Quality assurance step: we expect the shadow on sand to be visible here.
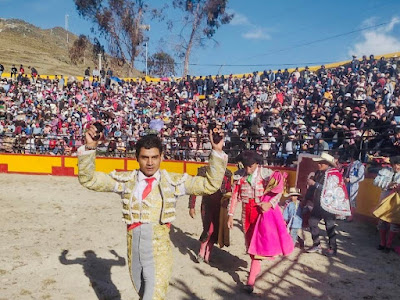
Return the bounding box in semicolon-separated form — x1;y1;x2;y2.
59;249;125;300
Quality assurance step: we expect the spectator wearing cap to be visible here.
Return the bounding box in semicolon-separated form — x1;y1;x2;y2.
283;187;304;246
116;137;126;157
285;133;297;166
107;137;117;156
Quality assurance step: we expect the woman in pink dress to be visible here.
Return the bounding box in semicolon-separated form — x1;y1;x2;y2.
227;151;294;293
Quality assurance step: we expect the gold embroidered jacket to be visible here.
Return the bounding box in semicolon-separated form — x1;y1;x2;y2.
78;151;227;225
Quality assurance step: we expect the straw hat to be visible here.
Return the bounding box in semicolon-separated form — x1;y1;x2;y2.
284;187;301;197
312;152;336;167
297;119;305;125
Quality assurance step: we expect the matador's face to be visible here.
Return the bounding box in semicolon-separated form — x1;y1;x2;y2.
245;163;258;176
137;147;163;177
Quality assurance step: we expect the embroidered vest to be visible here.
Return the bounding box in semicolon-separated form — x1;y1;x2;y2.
114;169;185;225
237;176;266;203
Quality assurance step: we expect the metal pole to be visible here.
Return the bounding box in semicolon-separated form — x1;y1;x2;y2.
145;42;148;76
65;14;69;44
98;53;102;70
138;24;150;76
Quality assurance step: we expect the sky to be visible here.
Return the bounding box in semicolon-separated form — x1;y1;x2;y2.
1;0;400;76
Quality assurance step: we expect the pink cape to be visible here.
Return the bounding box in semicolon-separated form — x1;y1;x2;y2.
248;171;294;257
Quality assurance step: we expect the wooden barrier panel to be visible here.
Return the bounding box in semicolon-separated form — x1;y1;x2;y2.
0;153;62;174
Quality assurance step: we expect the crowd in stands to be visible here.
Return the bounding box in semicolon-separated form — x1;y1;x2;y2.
0;54;400;167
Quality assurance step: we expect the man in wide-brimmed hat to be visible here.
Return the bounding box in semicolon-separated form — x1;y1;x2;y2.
306;152;350;257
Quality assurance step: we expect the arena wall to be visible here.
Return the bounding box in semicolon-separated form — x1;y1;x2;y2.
0;153;380;218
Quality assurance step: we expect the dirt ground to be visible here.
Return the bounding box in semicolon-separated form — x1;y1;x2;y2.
1;173;400;300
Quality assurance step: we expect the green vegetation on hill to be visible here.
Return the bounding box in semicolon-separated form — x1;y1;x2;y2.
0;18;142;78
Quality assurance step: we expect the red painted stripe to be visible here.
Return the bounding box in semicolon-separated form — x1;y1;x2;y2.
52;166;75;176
0;164;9;173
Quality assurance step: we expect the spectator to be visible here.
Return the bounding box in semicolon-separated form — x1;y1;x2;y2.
92;67;100;78
10;64;17;79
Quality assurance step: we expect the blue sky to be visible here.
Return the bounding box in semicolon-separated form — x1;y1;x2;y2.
1;0;400;76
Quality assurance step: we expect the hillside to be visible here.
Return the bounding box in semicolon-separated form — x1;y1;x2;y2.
0;18;142;78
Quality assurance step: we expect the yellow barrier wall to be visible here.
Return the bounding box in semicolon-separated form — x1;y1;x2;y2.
0;154;61;174
64;157;78;174
160;161;184;174
95;158;125;173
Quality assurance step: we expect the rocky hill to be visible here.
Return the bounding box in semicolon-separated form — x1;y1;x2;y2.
0;18;142;78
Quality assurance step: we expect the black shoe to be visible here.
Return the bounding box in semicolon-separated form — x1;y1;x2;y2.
307;245;322;254
323;248;337;257
377;244;386;251
243;285;254;294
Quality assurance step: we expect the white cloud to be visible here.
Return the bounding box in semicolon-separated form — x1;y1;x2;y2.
349;16;400;57
385;16;400;31
242;27;270;40
230;12;250;26
228;9;272;40
360;16;378;27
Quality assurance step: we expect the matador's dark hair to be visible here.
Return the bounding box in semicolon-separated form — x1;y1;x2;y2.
236;150;263;167
135;134;163;156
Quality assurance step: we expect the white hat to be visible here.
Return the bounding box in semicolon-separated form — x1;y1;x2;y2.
297;119;305;125
312;152;336;167
284;187;301;197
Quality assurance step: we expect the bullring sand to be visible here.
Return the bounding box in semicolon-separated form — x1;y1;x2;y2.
0;173;399;300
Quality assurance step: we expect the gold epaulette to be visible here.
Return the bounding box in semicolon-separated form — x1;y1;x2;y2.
110;170;137;182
